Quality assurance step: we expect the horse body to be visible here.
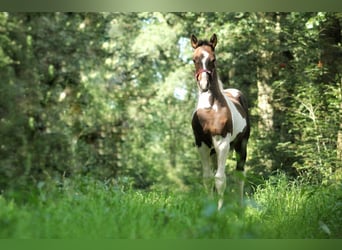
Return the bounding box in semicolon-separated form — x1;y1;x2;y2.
191;34;250;209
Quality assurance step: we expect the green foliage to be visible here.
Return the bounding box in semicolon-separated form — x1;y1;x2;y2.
0;176;341;238
0;12;341;207
249;173;342;238
0;177;242;238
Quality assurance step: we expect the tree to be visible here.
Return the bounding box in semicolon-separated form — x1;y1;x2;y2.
1;12;341;193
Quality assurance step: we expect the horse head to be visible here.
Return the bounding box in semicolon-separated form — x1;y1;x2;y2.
191;34;217;92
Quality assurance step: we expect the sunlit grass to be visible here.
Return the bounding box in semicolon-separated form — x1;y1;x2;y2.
246;174;342;238
0;174;341;238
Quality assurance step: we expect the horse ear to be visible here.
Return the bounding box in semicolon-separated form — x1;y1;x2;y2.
210;34;217;49
191;34;198;49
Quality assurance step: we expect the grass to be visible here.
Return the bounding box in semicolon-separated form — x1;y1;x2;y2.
0;174;341;238
246;174;342;238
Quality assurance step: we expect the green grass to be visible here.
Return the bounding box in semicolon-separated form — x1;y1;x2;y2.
246;175;342;238
0;174;341;238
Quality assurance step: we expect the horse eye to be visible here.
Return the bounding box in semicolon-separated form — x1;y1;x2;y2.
208;59;215;66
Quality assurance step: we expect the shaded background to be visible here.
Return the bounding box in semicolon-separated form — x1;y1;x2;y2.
0;12;341;193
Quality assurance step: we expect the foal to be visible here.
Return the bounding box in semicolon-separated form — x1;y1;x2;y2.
191;34;250;209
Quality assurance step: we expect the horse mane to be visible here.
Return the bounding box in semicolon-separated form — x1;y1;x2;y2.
194;40;215;50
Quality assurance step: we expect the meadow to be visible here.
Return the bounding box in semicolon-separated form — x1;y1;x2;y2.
1;12;341;240
1;174;341;239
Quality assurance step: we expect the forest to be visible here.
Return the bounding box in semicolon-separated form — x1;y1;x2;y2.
0;12;341;238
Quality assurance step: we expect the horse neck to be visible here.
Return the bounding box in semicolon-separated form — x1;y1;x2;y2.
208;70;225;101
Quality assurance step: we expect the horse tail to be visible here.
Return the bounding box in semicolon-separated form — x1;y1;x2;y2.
239;93;250;137
238;93;249;113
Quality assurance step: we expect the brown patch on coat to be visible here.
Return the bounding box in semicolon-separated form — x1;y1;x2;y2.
192;101;232;148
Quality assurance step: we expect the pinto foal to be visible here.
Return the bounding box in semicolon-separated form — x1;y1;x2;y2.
191;34;250;209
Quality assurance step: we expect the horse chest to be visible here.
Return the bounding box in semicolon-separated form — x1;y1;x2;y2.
196;107;232;136
192;99;233;147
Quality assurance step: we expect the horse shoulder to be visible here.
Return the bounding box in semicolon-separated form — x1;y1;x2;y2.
222;90;248;140
223;89;248;118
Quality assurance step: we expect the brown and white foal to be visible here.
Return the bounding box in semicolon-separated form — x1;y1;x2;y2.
191;34;250;209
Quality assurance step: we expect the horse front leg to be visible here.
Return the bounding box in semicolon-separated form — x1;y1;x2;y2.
235;138;248;206
198;144;213;197
213;136;230;210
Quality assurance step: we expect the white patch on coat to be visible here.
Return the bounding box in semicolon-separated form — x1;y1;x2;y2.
196;91;212;109
212;103;218;112
212;135;230;210
224;94;246;141
225;88;241;98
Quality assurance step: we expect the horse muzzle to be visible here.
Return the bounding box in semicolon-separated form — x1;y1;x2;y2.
196;69;212;92
198;78;209;92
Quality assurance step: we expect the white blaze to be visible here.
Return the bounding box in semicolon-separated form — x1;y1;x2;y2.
201;50;209;70
199;50;210;90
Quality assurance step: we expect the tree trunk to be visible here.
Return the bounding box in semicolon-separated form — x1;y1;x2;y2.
338;79;342;162
257;51;274;136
